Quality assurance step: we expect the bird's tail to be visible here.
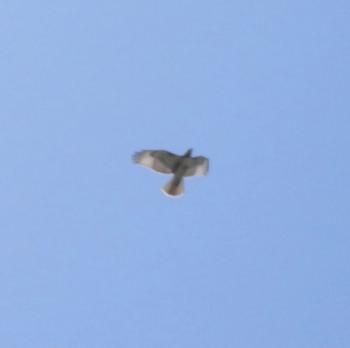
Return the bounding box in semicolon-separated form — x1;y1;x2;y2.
162;176;184;197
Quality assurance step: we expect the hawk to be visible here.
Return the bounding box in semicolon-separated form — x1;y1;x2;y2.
133;149;209;197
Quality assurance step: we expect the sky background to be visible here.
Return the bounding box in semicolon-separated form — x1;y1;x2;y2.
1;1;349;347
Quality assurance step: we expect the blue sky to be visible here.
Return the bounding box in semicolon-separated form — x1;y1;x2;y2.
1;1;349;347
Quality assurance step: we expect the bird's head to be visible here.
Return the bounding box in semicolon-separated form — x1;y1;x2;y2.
184;148;193;157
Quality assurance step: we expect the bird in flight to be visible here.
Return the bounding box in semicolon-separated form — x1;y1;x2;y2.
133;149;209;197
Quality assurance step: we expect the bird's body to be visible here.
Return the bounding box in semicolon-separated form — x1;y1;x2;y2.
133;149;209;197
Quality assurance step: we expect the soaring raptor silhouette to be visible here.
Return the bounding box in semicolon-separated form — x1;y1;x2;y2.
133;149;209;197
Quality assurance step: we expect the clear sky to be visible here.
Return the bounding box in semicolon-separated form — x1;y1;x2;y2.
1;1;349;347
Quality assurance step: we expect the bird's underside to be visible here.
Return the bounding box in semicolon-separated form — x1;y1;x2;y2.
133;149;209;197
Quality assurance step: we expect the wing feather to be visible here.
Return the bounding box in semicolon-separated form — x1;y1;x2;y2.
183;156;209;176
133;150;180;174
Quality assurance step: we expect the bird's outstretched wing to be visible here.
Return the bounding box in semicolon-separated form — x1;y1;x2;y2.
183;156;209;176
133;150;180;174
